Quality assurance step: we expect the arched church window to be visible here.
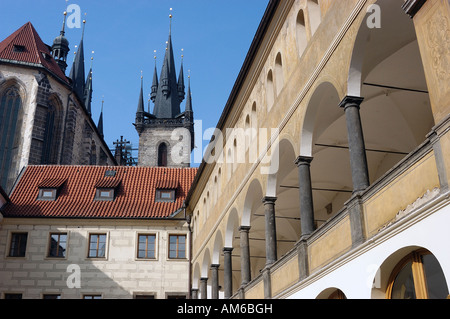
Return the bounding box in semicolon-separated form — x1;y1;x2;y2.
387;249;449;299
41;95;62;165
158;143;168;167
0;86;23;190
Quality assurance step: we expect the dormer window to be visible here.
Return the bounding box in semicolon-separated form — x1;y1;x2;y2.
155;189;176;202
37;178;66;201
94;176;121;202
95;188;115;201
38;188;57;201
154;179;178;203
13;45;25;53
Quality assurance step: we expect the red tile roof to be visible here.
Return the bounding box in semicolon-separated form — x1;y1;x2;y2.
0;22;68;83
3;165;198;219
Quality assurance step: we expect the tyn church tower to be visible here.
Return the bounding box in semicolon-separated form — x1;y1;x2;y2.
134;15;194;168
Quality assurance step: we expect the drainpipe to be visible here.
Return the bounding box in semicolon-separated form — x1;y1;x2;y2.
184;202;193;299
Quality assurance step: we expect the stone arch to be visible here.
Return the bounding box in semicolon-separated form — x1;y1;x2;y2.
225;207;239;248
212;230;223;265
345;0;433;181
242;178;264;227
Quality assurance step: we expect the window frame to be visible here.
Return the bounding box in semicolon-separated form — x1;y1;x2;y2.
136;233;157;260
155;189;176;203
8;232;28;258
38;188;57;201
168;234;187;260
87;233;108;259
386;249;449;299
47;232;68;258
94;188;115;201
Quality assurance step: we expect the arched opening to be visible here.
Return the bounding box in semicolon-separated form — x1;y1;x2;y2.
375;248;450;299
348;0;434;184
307;0;321;36
316;287;347;299
225;208;241;298
158;142;168;167
275;53;284;95
0;85;23;192
266;138;301;256
266;70;274;110
296;9;307;57
301;82;352;228
242;179;265;281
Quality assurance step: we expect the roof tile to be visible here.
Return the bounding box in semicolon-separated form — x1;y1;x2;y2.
0;22;68;83
3;165;198;219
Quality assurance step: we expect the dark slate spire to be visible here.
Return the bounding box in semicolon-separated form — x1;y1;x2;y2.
52;11;70;74
150;61;158;103
177;55;185;103
84;57;93;116
98;98;104;139
185;75;193;113
70;19;86;101
152;13;182;119
137;75;145;114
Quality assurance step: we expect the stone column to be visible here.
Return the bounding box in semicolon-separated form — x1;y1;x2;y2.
211;264;220;299
191;288;199;299
295;156;315;239
239;225;251;285
262;196;277;266
200;277;208;299
339;96;370;193
223;247;233;299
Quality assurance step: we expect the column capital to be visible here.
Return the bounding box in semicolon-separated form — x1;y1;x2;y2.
200;277;208;282
239;225;251;232
262;196;277;204
338;95;364;109
223;247;233;253
210;263;220;269
295;155;313;166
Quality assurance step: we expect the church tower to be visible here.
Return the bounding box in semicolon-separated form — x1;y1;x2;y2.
134;13;194;168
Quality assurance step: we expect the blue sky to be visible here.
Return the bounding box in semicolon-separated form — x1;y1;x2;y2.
0;0;269;166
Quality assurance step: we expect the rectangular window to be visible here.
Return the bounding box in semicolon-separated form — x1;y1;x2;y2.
43;294;61;299
88;234;107;258
4;293;22;299
137;234;156;259
95;188;114;201
155;189;175;202
169;235;186;259
48;233;67;258
134;294;155;299
83;295;102;299
9;233;27;257
38;188;57;201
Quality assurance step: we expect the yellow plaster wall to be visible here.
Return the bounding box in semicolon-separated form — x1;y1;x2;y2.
412;0;450;124
270;254;299;296
363;151;440;238
244;278;265;299
308;215;352;272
